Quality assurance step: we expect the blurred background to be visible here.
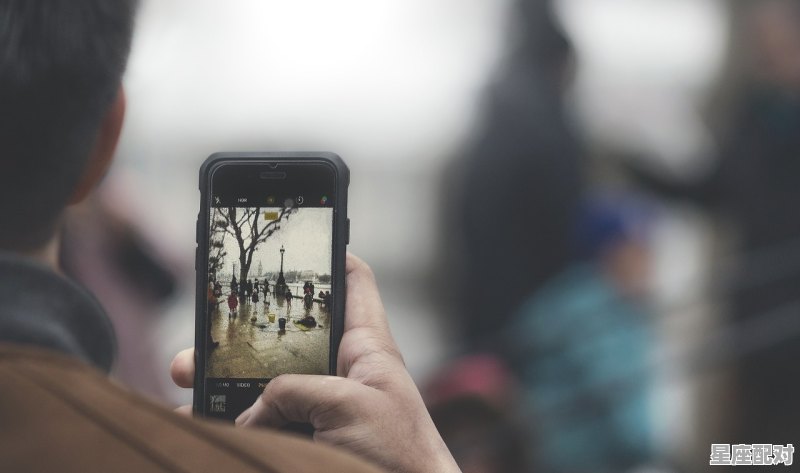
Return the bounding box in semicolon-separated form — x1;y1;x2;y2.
64;0;800;471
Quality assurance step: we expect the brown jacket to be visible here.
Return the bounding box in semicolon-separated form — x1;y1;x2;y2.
0;344;385;473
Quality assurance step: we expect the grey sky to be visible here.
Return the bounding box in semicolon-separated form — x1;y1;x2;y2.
217;207;333;276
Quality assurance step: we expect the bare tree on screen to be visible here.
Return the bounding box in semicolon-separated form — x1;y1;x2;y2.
214;207;296;285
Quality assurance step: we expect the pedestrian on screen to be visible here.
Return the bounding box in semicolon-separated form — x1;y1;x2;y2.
227;291;238;317
230;275;238;294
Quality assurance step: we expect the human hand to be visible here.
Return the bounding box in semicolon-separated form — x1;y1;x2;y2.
171;253;461;473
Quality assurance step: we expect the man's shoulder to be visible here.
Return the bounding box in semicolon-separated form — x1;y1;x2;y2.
0;343;384;473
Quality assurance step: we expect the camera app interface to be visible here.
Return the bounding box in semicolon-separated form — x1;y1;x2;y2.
204;190;333;420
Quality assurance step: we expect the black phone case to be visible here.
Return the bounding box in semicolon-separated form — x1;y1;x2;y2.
193;152;350;416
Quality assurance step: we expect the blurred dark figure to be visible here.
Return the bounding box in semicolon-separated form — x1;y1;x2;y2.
442;0;584;349
626;0;800;443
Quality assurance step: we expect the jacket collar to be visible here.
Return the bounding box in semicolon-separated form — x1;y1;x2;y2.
0;252;116;372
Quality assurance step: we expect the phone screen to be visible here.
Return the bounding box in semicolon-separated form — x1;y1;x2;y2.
200;161;338;420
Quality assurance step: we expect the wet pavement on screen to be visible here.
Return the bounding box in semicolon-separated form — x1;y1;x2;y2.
207;292;330;378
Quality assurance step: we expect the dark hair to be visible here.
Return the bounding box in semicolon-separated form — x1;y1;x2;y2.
0;1;138;250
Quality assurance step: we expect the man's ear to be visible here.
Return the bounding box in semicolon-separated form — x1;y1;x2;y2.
69;85;126;204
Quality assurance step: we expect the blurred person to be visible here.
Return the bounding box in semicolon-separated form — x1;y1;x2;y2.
494;195;657;473
426;355;535;473
0;2;461;472
625;0;800;443
59;192;179;401
441;0;584;349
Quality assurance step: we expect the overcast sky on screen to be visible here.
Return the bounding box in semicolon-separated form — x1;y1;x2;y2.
217;207;333;276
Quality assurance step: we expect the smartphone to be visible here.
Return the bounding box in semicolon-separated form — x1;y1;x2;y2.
194;152;349;421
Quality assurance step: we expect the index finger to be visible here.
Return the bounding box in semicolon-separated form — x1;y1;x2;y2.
344;252;391;335
339;253;404;376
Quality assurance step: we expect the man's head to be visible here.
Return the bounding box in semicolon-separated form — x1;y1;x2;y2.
0;0;138;251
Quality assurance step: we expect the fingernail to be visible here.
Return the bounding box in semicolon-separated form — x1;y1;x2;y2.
235;407;251;425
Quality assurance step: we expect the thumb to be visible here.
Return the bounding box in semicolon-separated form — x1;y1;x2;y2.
170;348;195;388
236;374;374;430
